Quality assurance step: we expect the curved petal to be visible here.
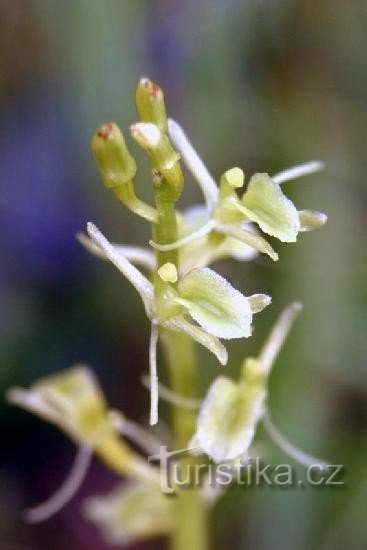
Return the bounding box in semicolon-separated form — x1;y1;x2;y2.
241;173;300;242
165;316;228;365
175;268;253;339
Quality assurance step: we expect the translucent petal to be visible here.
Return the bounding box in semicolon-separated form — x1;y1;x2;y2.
299;210;328;232
165;316;228;365
168;118;219;210
175;268;253;339
194;375;266;462
241;173;300;242
84;481;173;545
217;223;279;261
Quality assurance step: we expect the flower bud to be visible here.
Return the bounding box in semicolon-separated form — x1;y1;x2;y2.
135;77;168;132
92;123;136;189
130;122;183;198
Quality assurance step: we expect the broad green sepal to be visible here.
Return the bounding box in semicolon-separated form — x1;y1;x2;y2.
241;173;300;242
175;267;254;339
192;369;266;462
84;481;173;545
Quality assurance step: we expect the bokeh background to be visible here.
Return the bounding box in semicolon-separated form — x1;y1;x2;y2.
1;1;366;549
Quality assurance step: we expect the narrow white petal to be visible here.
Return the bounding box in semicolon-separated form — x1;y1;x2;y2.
168;119;219;210
24;445;92;523
272;161;325;185
150;219;217;252
141;374;201;410
87;223;154;317
149;322;159;426
77;232;156;270
263;410;328;469
258;302;302;375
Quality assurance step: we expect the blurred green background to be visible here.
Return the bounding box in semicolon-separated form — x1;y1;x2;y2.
1;1;366;549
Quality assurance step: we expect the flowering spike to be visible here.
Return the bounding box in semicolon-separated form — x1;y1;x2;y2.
135;77;168;131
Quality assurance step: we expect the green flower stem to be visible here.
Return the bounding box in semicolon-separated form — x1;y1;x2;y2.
162;330;208;550
153;181;209;550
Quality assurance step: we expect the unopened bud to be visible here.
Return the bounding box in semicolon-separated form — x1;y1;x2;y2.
130;122;183;198
92;123;136;189
135;77;168;132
